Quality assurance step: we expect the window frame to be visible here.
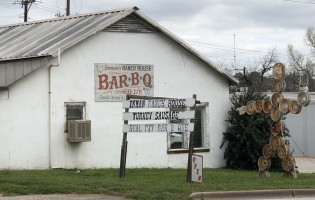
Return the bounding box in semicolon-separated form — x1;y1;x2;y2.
167;102;210;154
64;102;86;132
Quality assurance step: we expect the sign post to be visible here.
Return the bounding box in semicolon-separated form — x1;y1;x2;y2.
119;94;197;179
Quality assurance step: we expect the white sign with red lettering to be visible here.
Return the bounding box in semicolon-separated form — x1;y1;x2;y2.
95;63;154;102
191;154;203;183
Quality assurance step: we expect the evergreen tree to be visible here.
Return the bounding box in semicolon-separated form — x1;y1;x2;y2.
221;89;290;170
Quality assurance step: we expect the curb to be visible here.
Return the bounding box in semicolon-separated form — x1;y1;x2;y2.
189;189;315;200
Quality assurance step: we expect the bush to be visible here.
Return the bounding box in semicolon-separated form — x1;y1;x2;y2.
220;89;290;171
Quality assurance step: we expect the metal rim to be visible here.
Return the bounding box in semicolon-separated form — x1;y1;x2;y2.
258;156;271;170
297;91;310;107
282;157;296;171
270;106;282;121
263;100;272;114
277;144;290;159
255;100;264;113
273;63;285;79
279;99;290;114
270;121;283;136
262;144;274;158
269;135;284;150
271;93;284;107
289;100;302;114
246;101;256;115
273;79;286;93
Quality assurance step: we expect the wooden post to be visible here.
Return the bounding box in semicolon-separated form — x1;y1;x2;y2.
119;95;130;178
187;94;197;182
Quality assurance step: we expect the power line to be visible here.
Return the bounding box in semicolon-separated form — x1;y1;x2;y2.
283;0;315;5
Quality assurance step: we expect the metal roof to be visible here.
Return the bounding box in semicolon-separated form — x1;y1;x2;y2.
0;6;238;84
0;7;138;62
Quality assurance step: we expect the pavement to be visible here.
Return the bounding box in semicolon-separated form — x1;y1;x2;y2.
294;156;315;173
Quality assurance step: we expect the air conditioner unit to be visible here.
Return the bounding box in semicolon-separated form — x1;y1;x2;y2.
67;120;91;142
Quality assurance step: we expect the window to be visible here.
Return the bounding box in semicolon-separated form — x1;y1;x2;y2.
168;102;209;153
65;102;86;132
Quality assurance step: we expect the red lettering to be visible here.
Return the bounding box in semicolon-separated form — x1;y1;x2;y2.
98;74;108;90
119;74;128;88
197;169;199;174
143;73;152;88
131;72;139;86
198;176;201;181
110;76;118;89
194;163;197;169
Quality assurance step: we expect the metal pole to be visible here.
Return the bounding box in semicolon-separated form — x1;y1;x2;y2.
24;0;28;22
66;0;70;16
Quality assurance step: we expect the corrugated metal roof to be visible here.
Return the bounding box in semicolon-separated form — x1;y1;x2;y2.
0;6;238;84
0;7;138;62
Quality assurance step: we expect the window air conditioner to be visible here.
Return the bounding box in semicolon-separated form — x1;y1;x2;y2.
67;120;91;142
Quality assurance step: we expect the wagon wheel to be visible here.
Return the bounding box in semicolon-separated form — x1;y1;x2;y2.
277;144;290;159
258;170;270;178
270;106;282;122
273;63;285;79
282;157;296;171
262;144;275;158
246;101;256;115
283;171;296;179
258;156;271;170
263;100;272;114
271;93;284;107
297;91;311;107
269;136;284;151
270;121;283;136
289;100;302;114
273;79;286;93
255;100;264;113
279;99;290;114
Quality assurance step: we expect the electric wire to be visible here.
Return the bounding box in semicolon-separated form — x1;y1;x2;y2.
283;0;315;5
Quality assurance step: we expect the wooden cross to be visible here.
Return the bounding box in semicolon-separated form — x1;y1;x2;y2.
236;63;311;178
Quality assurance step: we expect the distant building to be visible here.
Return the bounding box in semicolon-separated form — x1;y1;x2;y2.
0;7;237;170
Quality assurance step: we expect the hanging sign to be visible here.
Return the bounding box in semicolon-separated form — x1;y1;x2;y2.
95;63;154;102
191;154;203;183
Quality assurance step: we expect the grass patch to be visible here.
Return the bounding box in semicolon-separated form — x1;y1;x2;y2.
0;168;315;199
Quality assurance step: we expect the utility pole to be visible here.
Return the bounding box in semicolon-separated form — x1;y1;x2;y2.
21;0;35;22
66;0;70;16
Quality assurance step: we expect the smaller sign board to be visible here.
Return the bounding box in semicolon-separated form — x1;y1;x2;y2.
123;98;195;108
191;154;203;183
123;123;194;133
123;111;195;121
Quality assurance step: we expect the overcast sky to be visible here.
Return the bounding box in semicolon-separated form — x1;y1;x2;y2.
0;0;314;69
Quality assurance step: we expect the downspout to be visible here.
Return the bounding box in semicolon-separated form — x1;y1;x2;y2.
48;49;60;169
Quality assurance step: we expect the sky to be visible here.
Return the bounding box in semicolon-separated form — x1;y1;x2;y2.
0;0;314;71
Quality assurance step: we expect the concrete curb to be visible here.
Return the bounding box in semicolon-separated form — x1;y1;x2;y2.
189;189;315;200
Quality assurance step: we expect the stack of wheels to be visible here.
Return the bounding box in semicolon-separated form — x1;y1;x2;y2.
282;156;297;179
258;156;271;178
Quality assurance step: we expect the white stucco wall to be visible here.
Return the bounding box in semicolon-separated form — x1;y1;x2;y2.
0;31;231;169
0;65;49;169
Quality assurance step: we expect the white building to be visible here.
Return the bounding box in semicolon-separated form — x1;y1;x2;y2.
0;7;237;170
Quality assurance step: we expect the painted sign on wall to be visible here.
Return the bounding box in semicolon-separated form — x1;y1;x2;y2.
95;63;154;101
